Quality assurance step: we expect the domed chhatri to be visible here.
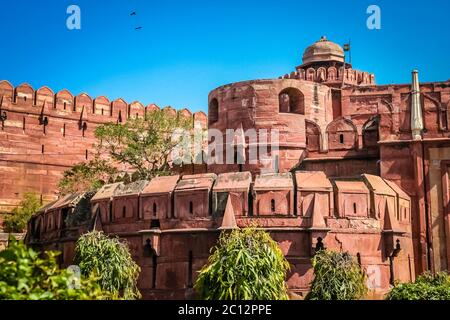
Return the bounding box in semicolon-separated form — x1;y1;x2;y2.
302;36;345;66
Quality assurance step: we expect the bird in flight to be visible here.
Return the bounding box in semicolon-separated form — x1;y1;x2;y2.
135;26;143;30
130;11;137;16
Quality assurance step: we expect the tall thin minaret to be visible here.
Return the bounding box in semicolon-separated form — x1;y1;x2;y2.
411;70;424;140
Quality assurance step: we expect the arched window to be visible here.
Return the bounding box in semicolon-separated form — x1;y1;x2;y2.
278;88;305;114
209;98;219;125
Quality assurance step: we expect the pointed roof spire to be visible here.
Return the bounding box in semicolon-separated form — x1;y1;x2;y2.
219;195;238;230
310;194;327;229
383;198;399;231
411;70;424;140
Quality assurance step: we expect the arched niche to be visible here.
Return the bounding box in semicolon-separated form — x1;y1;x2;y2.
208;98;219;125
326;118;357;150
278;87;305;114
363;116;379;149
327;67;338;81
306;120;321;152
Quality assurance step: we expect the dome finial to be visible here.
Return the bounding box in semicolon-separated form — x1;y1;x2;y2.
320;35;327;41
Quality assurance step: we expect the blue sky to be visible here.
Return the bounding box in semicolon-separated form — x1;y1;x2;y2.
0;0;449;112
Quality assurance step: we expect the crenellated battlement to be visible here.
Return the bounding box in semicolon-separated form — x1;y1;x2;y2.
26;171;416;297
279;66;376;87
0;80;208;212
0;80;208;126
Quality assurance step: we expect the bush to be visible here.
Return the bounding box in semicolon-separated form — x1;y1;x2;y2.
195;228;291;300
306;250;367;300
3;193;42;233
74;231;141;299
0;238;114;300
58;158;118;195
386;272;450;300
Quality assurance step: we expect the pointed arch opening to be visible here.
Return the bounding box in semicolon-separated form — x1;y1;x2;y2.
279;88;305;114
209;98;219;125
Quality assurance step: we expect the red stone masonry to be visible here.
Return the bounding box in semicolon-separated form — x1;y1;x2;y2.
0;80;207;213
26;171;415;299
15;37;450;299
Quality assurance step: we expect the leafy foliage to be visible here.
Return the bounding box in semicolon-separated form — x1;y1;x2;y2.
74;231;141;299
58;157;118;195
3;193;42;233
386;272;450;300
95;109;193;180
0;238;114;300
195;228;291;300
306;250;367;300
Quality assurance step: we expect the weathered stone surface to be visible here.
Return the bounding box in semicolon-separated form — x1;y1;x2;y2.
8;37;450;299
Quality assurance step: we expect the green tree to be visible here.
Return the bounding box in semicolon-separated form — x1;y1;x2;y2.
74;231;141;299
3;193;42;233
95;109;193;180
0;238;114;300
306;250;367;300
386;272;450;300
195;228;291;300
58;157;118;195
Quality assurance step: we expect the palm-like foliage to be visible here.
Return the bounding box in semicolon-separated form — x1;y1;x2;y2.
307;250;367;300
0;238;113;300
195;228;290;300
74;231;141;299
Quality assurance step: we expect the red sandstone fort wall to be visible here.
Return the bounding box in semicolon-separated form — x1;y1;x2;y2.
0;80;207;215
